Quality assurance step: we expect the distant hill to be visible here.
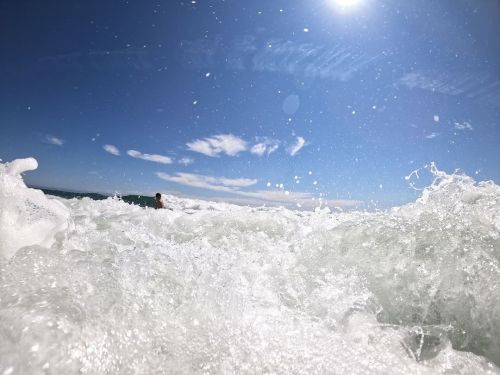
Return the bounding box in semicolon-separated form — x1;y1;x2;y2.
39;188;156;208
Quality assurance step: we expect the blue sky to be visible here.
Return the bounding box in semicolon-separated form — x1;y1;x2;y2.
1;0;499;208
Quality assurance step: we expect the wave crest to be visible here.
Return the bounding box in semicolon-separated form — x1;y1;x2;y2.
0;158;498;374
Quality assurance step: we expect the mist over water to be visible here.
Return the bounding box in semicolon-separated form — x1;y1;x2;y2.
0;158;499;374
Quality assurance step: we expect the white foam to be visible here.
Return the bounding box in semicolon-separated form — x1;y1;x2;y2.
0;158;70;259
4;157;38;176
0;158;499;374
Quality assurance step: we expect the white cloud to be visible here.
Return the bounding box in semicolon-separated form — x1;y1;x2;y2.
250;138;280;156
180;194;362;209
156;172;257;192
453;121;474;131
157;171;361;209
103;144;120;156
237;189;311;202
44;135;64;146
267;144;279;155
287;136;307;156
178;157;194;166
425;132;440;139
250;143;267;156
235;190;362;209
127;149;173;164
186;134;247;157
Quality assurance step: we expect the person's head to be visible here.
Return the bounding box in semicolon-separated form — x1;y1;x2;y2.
155;193;161;200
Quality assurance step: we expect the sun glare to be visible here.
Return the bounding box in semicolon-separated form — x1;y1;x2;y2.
331;0;363;10
336;0;361;7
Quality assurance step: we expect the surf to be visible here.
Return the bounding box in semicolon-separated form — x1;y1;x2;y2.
0;158;499;374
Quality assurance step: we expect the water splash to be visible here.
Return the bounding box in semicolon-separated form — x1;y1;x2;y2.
0;158;70;260
0;158;499;374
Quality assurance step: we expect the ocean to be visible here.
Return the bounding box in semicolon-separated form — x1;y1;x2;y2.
0;158;499;374
37;188;158;209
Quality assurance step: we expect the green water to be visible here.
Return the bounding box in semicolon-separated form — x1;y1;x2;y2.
39;188;156;208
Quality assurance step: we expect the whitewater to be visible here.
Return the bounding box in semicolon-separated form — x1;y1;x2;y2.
0;158;499;374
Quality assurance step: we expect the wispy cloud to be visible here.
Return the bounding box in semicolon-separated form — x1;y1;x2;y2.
178;157;194;166
453;120;474;131
399;72;465;95
178;36;222;70
399;71;500;105
44;135;65;146
179;35;381;82
250;138;280;156
103;144;121;156
127;149;173;164
288;136;307;156
186;134;247;157
157;172;257;193
251;39;381;82
425;132;441;139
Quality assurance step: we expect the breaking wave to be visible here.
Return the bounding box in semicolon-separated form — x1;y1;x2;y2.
0;158;499;374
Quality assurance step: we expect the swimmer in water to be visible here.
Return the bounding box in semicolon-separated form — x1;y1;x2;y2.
154;193;164;209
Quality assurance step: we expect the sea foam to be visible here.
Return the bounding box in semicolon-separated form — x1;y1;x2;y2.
0;158;70;260
0;158;499;374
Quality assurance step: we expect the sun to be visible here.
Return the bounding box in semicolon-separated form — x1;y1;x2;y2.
335;0;361;7
331;0;363;10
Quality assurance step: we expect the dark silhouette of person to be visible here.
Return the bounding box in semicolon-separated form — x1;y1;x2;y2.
154;193;164;209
